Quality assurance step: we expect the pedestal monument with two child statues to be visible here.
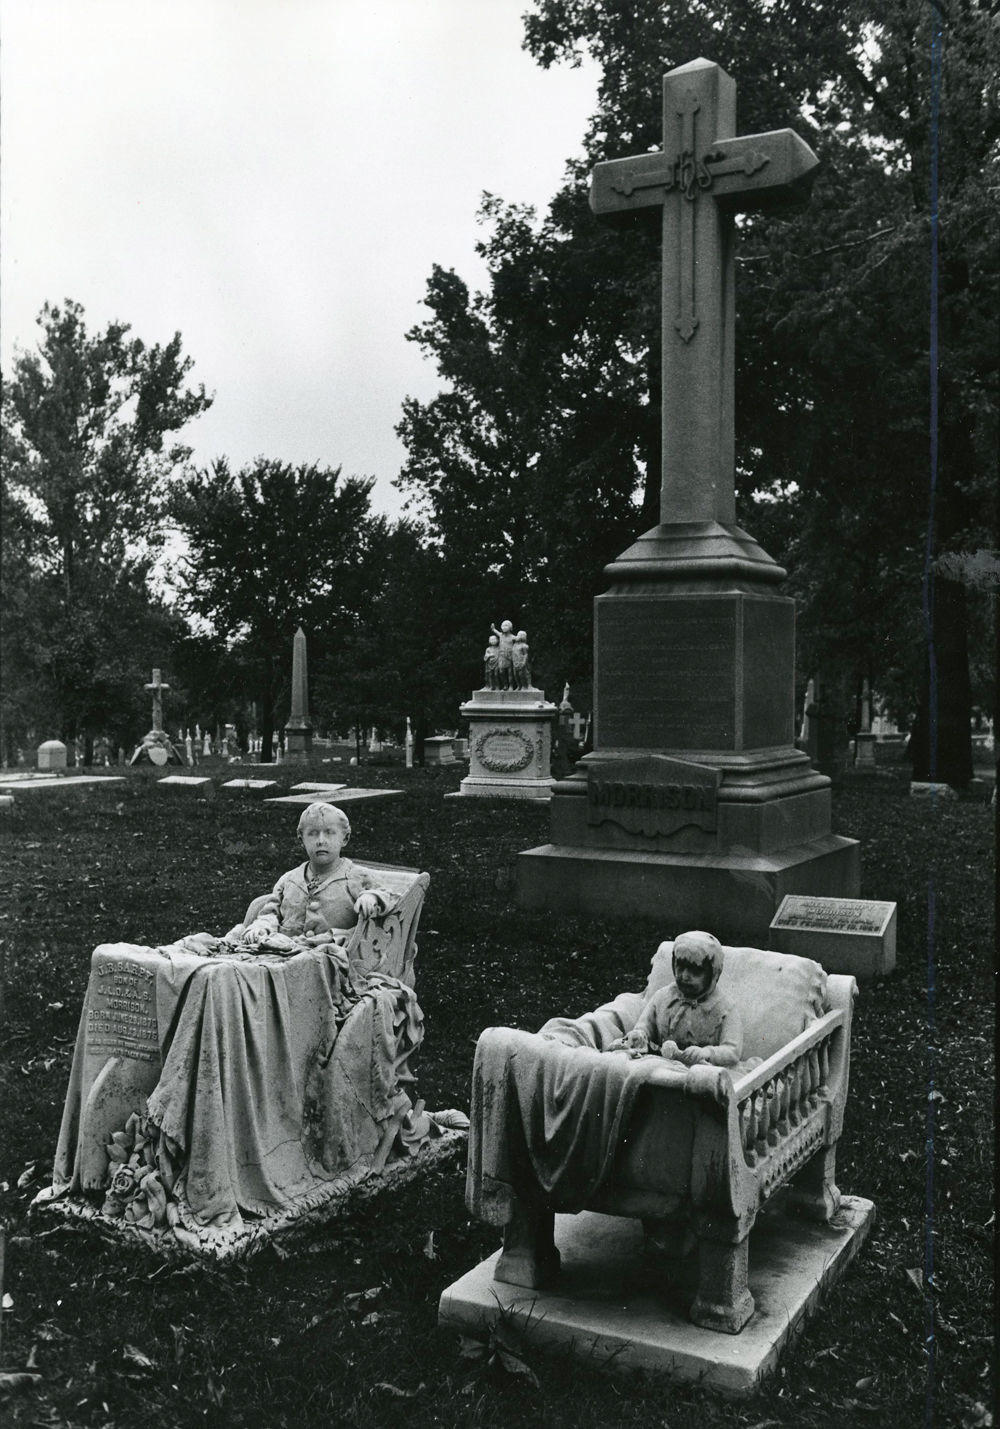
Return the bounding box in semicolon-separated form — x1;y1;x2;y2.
517;58;860;941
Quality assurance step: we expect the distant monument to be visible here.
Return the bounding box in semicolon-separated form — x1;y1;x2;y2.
454;622;557;800
284;626;313;764
518;59;860;940
130;669;183;766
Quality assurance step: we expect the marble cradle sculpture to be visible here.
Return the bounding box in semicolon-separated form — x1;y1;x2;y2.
463;936;861;1334
34;805;466;1259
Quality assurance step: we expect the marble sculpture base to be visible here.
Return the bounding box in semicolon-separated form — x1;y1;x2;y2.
456;688;557;801
33;1130;465;1264
440;1196;874;1397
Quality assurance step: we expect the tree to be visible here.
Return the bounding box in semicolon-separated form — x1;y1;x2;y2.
170;458;386;760
1;300;212;753
398;0;997;783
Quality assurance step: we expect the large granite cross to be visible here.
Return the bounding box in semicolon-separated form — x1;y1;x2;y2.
590;58;818;527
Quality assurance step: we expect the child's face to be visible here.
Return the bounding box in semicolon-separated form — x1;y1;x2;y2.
673;955;713;1001
300;816;347;870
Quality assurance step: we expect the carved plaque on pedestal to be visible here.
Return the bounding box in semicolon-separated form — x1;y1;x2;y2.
587;755;720;838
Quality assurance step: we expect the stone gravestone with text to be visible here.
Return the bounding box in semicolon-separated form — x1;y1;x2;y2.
518;59;860;941
770;893;896;979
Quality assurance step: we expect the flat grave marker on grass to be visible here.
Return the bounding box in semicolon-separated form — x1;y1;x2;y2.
156;776;215;799
289;782;347;794
769;894;896;979
0;773;126;793
264;788;404;808
220;779;280;798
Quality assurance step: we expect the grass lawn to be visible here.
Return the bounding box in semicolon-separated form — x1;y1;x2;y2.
0;758;994;1428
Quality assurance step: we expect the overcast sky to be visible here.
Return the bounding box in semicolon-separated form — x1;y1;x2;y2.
1;0;598;517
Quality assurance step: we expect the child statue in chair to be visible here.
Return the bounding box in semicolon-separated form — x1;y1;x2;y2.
223;801;393;956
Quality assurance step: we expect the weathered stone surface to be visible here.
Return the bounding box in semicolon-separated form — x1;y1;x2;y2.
517;59;860;924
37;740;68;772
770;895;896;978
456;691;558;801
423;737;456;766
440;1199;874;1394
220;779;280;797
264;789;403;808
156;776;215;798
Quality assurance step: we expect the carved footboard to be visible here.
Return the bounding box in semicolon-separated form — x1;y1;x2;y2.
733;971;855;1217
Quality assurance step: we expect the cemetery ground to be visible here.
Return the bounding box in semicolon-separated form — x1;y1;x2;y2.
0;756;993;1429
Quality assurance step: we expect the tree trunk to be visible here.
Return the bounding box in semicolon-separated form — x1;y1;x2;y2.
909;576;973;786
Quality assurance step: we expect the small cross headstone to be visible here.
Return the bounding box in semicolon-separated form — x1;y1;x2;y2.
144;669;169;733
569;712;588;742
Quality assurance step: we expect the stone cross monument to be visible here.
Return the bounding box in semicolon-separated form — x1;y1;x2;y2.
284;626;313;763
518;59;859;940
130;668;182;767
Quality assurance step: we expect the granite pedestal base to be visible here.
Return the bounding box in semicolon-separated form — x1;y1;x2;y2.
518;836;859;946
456;688;557;801
439;1197;874;1396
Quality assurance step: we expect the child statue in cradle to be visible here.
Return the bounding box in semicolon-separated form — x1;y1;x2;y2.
606;930;743;1067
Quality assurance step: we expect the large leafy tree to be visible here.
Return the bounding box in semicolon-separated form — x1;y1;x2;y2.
1;300;212;754
398;0;997;783
170;458;387;760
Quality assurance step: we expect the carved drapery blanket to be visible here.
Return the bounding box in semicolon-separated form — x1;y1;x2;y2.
51;940;422;1249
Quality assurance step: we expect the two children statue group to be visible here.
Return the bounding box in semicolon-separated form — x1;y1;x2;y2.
484;620;532;691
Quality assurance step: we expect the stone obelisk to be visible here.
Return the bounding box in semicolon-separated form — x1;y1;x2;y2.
518;59;859;941
284;626;313;764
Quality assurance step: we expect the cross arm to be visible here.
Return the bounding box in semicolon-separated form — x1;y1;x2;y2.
707;130;819;211
590;153;675;224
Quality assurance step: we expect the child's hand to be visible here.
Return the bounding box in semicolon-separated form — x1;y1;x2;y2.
354;892;379;919
242;916;278;945
659;1039;682;1061
675;1045;705;1066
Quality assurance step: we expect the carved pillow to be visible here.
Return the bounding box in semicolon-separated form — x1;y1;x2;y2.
644;941;828;1062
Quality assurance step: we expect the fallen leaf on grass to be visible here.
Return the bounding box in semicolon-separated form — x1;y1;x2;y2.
423;1231;437;1260
2;1293;14;1310
905;1267;924;1293
16;1162;36;1188
375;1381;426;1398
360;1311;381;1327
0;1371;42;1396
856;1376;876;1391
122;1344;155;1370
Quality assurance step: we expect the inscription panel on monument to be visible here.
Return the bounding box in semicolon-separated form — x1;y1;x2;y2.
587;755;721;838
596;597;736;749
87;961;159;1063
771;896;895;936
742;597;795;749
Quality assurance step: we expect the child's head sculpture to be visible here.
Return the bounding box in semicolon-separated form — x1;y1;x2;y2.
672;930;723;1004
297;802;351;876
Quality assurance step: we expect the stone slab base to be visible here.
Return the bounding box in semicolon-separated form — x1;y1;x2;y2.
447;777;555;802
439;1197;874;1396
265;789;404;808
0;775;126;793
516;837;859;946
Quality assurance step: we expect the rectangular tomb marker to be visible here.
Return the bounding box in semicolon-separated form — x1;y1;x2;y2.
769;895;896;980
